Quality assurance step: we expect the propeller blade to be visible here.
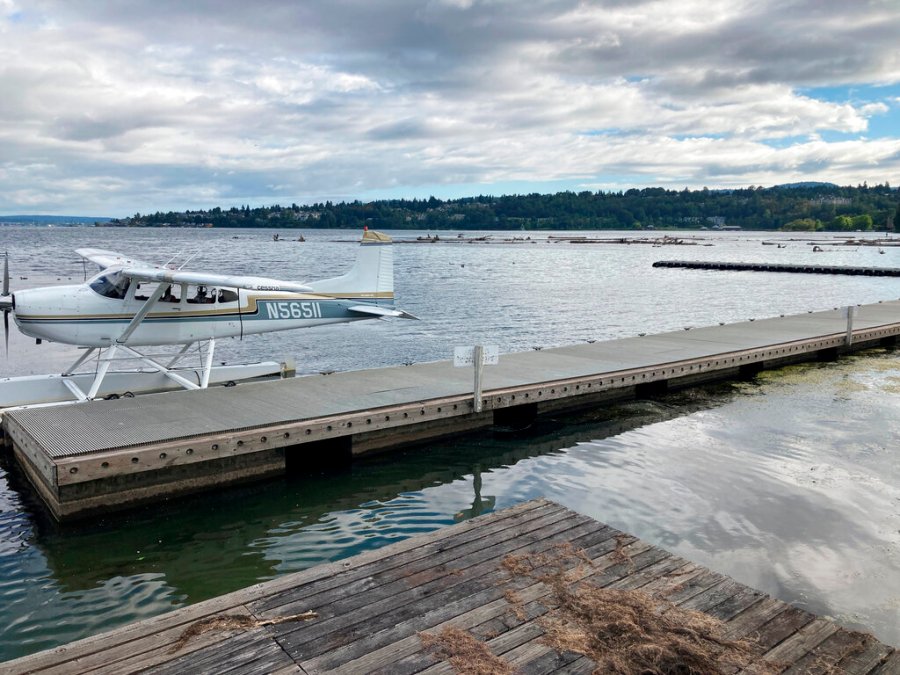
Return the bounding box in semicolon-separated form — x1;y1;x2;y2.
3;251;8;357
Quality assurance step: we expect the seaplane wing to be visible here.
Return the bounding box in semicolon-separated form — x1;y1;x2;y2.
76;247;313;293
347;305;418;320
118;266;314;294
76;248;158;270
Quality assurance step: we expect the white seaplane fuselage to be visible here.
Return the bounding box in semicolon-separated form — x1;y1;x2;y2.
13;282;392;347
0;230;413;407
10;231;404;348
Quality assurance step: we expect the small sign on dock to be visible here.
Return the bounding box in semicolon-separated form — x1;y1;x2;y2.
454;345;499;412
453;345;499;367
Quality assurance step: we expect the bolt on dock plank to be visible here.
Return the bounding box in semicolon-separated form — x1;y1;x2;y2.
4;301;900;520
2;500;895;674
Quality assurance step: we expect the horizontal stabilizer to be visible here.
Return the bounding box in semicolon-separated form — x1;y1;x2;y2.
348;304;418;320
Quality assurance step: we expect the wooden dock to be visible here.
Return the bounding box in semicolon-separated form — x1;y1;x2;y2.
653;260;900;276
2;500;896;674
4;301;900;520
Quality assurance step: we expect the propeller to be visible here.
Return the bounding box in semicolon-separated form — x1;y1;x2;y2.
2;252;11;355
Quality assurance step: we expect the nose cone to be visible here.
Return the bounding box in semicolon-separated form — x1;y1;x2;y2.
0;294;11;311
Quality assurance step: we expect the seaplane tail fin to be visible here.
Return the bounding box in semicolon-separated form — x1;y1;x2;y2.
306;230;394;301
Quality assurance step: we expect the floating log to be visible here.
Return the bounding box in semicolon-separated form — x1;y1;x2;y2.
653;260;900;276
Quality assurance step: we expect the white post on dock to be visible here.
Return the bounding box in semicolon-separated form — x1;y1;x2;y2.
473;346;484;412
845;305;856;346
454;345;499;413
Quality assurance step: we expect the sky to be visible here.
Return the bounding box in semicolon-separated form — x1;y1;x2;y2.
0;0;899;217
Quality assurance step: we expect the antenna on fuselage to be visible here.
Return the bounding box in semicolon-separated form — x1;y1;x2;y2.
178;249;201;270
163;253;180;268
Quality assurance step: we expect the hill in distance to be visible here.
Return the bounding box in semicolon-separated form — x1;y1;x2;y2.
0;215;112;225
774;182;840;189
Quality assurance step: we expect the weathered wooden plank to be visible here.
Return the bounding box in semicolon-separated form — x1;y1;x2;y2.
705;587;766;622
141;629;279;675
215;644;299;675
268;666;305;675
722;597;789;640
782;628;875;675
746;606;818;656
871;650;900;674
662;569;727;605
505;642;575;671
835;635;894;673
478;621;544;655
678;578;745;614
27;604;258;675
577;544;667;589
604;555;691;591
636;563;706;597
411;638;574;675
515;647;583;675
741;617;838;674
548;656;596;674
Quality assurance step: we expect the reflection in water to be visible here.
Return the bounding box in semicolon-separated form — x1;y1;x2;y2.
454;466;496;522
2;352;898;659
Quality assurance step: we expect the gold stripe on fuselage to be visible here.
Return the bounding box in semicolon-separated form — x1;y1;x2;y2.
17;291;395;321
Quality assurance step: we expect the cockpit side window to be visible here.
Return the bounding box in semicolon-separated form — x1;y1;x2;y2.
89;272;131;299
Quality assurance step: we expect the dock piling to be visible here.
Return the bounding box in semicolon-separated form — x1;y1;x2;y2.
846;305;856;346
473;345;484;413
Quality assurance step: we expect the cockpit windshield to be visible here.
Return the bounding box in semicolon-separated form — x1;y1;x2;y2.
89;272;131;299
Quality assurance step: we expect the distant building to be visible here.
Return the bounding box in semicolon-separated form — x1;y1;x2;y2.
812;196;851;206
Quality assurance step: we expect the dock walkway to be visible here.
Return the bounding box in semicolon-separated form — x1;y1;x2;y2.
4;301;900;519
3;500;896;674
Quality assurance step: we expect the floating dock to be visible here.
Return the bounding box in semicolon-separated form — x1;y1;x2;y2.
3;500;896;674
653;260;900;275
3;301;900;521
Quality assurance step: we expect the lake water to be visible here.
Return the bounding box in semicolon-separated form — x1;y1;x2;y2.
0;227;898;660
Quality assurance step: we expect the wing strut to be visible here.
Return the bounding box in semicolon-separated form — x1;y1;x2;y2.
116;284;168;344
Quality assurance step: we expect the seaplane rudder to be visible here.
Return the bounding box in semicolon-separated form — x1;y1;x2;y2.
306;230;394;305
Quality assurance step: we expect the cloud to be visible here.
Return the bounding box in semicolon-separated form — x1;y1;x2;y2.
0;0;898;214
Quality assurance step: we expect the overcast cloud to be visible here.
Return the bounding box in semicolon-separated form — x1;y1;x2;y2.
1;0;898;215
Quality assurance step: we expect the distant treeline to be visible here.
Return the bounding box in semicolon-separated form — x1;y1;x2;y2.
103;183;900;231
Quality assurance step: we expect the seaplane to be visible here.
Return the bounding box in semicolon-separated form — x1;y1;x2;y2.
0;229;415;408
